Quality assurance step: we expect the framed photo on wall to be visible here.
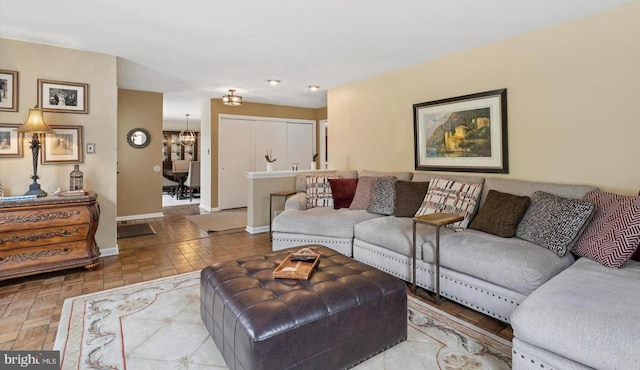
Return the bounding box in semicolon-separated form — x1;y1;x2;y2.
0;70;19;112
0;124;23;158
42;125;83;164
413;88;508;173
38;79;89;114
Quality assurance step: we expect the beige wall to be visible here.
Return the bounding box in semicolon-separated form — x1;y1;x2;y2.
206;100;321;209
328;1;640;195
117;89;163;217
0;38;118;251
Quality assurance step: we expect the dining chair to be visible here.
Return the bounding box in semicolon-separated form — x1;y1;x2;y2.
172;159;190;173
162;176;180;197
184;161;200;201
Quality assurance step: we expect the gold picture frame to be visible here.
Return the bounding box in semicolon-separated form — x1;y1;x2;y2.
0;70;19;112
38;79;89;114
42;125;83;164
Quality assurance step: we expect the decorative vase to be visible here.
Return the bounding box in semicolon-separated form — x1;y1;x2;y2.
266;162;275;172
310;161;317;170
70;165;84;190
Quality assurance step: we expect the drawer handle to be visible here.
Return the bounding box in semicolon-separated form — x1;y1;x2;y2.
0;229;80;244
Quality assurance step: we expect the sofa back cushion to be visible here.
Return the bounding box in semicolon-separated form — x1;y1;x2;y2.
481;177;597;208
328;178;358;209
393;181;430;217
516;191;595;256
412;172;484;185
415;178;484;231
359;170;413;181
571;190;640;268
469;190;531;237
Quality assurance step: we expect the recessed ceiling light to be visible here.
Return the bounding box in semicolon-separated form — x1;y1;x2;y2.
308;85;320;91
268;79;280;85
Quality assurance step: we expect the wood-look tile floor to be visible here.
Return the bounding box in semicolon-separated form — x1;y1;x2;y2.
0;204;512;351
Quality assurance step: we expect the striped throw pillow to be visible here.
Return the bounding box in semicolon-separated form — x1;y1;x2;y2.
415;178;483;231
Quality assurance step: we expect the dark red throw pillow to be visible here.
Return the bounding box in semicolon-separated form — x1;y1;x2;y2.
328;178;358;209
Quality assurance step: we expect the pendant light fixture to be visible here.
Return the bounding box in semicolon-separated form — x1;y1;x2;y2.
222;89;242;106
179;113;197;146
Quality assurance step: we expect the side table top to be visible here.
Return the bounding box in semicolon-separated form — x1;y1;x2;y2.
271;190;297;196
413;212;464;226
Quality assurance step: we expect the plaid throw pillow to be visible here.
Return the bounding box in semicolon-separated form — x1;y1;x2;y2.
415;178;483;231
306;175;341;208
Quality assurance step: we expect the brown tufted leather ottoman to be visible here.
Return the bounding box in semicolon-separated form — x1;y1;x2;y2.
200;246;407;369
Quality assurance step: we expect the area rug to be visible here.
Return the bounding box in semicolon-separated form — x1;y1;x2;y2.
116;223;155;239
54;271;512;370
186;208;247;232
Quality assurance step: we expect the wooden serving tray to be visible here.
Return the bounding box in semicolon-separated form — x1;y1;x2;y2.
273;253;320;280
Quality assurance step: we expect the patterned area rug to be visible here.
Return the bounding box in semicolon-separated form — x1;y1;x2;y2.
54;271;511;369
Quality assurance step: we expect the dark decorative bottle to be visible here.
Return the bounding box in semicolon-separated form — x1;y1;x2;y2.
70;165;84;191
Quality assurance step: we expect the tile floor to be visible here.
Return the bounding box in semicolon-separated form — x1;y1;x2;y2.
0;204;512;351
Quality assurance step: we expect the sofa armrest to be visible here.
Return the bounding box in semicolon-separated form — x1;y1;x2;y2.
285;192;307;210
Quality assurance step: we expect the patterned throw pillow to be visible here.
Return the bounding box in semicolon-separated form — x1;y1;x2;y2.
516;191;595;257
368;177;398;215
394;181;430;218
469;190;531;238
350;176;395;210
305;175;341;208
571;190;640;268
328;178;358;209
415;178;483;231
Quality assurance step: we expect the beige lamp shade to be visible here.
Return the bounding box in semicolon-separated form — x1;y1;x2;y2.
16;106;55;134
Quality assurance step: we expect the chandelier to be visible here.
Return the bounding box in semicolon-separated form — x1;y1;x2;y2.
222;89;242;106
178;114;197;146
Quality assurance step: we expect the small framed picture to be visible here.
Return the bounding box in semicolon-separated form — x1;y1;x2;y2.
38;79;89;114
42;125;83;164
0;124;23;158
0;70;19;112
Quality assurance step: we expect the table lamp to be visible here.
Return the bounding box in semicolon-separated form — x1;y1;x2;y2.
15;106;55;197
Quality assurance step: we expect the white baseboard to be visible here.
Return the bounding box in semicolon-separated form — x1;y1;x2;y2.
116;212;164;221
199;204;220;212
246;225;269;234
100;246;119;257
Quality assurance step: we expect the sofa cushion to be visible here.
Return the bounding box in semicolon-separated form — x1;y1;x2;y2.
354;216;453;257
415;178;483;231
571;190;640;268
272;207;383;239
328;178;358;209
469;190;530;237
359;170;413;181
394;181;429;218
350;176;395;210
425;229;575;295
305;174;341;208
481;177;597;208
516;191;595;257
511;258;640;370
368;177;398;215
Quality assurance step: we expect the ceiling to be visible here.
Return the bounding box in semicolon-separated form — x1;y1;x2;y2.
0;0;632;127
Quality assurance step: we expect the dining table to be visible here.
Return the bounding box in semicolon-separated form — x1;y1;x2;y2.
163;169;189;200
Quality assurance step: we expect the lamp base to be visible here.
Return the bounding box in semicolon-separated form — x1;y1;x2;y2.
25;183;47;197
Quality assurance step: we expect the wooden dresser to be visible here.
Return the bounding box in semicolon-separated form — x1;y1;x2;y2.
0;192;100;281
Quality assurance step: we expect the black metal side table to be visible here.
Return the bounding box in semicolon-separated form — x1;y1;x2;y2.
269;190;297;241
412;212;463;303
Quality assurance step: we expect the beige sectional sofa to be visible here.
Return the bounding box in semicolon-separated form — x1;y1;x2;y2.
271;170;640;369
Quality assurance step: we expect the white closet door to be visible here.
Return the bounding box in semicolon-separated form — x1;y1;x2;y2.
287;122;314;170
219;118;254;209
254;120;287;171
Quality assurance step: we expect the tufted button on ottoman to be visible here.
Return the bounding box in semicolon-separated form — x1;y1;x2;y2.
200;246;407;369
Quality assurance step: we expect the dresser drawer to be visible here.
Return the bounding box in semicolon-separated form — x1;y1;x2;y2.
0;241;92;277
0;224;89;251
0;206;91;233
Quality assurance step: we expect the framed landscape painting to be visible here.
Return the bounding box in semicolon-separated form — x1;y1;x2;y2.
0;70;19;112
0;124;23;158
413;89;508;173
42;125;83;164
38;79;89;114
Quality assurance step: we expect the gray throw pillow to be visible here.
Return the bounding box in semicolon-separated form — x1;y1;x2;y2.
368;177;398;215
516;191;595;256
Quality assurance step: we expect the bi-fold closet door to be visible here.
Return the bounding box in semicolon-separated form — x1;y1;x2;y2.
218;115;314;210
